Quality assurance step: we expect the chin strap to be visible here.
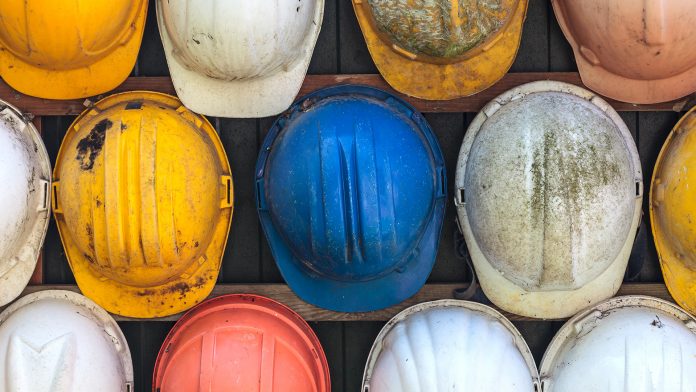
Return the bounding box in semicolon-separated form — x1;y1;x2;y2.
452;223;478;300
624;215;647;282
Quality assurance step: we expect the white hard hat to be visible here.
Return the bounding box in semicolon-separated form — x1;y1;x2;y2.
362;300;539;392
0;290;133;392
156;0;324;118
539;296;696;391
0;101;50;306
455;81;642;318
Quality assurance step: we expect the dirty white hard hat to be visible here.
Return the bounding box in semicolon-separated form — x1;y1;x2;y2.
455;81;642;319
539;295;696;391
0;102;50;306
0;290;133;391
157;0;324;118
362;299;539;391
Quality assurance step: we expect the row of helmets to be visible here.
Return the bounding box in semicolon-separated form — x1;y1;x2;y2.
2;78;696;318
1;291;695;391
1;0;695;117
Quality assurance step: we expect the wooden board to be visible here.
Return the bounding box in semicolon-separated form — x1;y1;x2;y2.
12;283;672;322
2;73;691;117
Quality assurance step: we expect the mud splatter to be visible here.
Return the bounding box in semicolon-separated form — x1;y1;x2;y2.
76;119;112;170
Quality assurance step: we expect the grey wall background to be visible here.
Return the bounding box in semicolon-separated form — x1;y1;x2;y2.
37;0;678;390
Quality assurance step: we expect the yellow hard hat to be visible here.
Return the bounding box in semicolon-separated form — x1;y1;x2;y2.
352;0;528;100
52;92;233;318
0;0;147;99
651;106;696;315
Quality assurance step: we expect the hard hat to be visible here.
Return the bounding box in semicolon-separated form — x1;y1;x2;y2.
455;81;642;318
52;91;233;318
552;0;696;104
153;294;330;392
0;290;133;392
362;299;539;391
0;0;147;100
352;0;528;100
157;0;324;118
539;296;696;391
0;101;50;306
256;85;446;312
651;106;696;315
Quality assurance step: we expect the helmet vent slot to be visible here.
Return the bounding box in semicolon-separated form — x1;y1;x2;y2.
635;180;642;197
42;181;49;210
53;184;59;211
125;101;143;110
226;178;232;205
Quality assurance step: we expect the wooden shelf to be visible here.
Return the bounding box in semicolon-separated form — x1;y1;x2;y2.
0;73;690;116
8;282;671;322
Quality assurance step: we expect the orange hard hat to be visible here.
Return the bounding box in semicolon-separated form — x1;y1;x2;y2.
552;0;696;104
153;294;330;392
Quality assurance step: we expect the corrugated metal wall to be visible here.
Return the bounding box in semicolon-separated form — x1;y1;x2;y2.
36;0;676;390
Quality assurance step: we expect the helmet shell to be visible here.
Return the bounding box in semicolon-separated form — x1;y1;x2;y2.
455;81;642;318
157;0;324;117
352;0;528;99
257;85;446;312
540;296;696;391
0;0;147;99
0;290;133;392
53;92;233;318
0;101;50;306
362;300;539;391
650;106;696;315
153;294;330;392
552;0;696;104
365;0;518;61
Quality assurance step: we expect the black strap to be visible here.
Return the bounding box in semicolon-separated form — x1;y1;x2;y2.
452;226;478;300
625;216;647;282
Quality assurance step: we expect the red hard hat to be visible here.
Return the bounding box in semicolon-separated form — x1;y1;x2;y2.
153;294;330;391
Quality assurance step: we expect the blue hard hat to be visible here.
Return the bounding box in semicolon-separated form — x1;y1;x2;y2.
256;85;446;312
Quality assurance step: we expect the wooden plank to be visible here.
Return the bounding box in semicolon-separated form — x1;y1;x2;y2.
11;283;672;322
135;0;168;77
338;1;378;73
216;117;263;283
309;0;339;74
547;0;577;72
1;74;689;117
425;113;467;282
40;116;76;284
511;0;549;72
257;117;285;283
